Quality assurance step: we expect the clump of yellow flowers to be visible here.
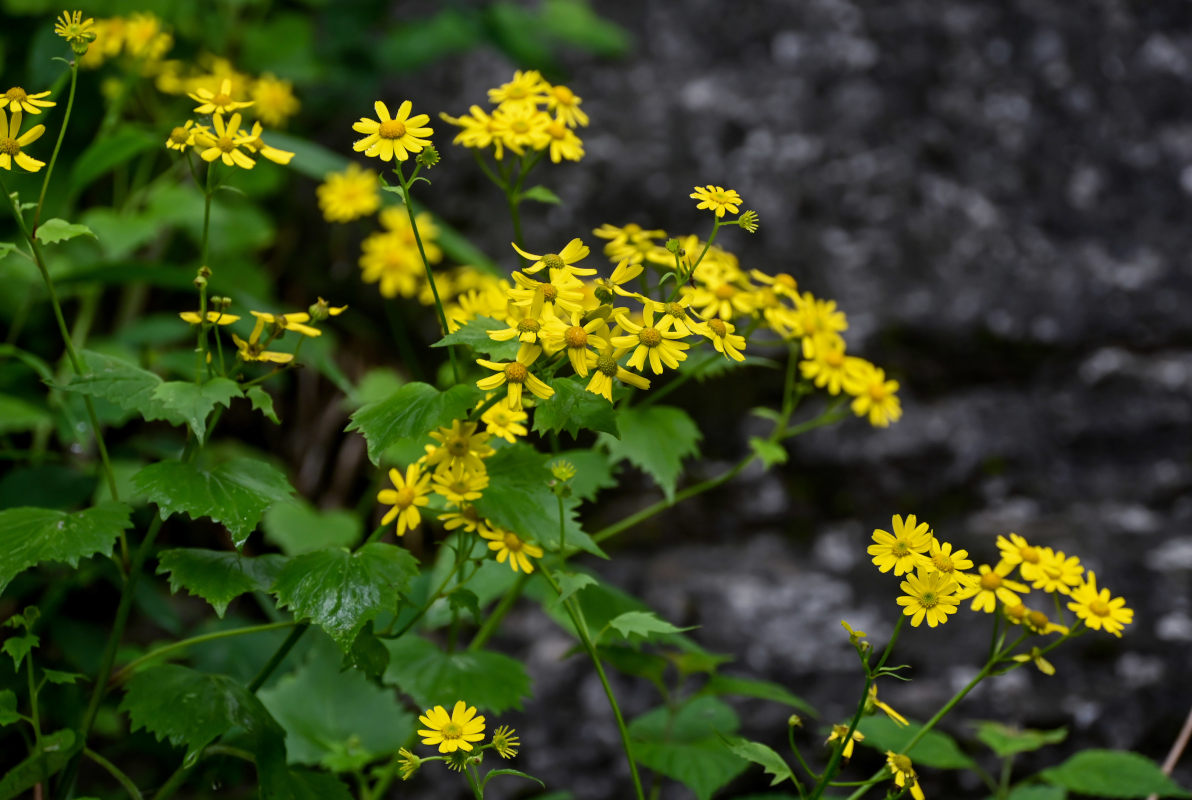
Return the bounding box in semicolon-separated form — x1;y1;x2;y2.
869;514;1134;640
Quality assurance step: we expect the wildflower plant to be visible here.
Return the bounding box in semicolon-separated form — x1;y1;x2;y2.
0;10;1182;800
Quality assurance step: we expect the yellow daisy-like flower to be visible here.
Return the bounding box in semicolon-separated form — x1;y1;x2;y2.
231;328;292;364
240;121;295;165
417;701;486;754
790;292;848;357
511;237;593;276
540;310;608;377
827;725;864;760
841;620;867;646
866;685;908;726
995;532;1044;582
377;463;432;535
690;184;742;218
542;117;584;163
179;309;239;325
165;120;205;152
251;73;299;127
188;78;253;115
1015;607;1069;636
55;11;97;51
488;69;548;110
509;268;588;315
249;310;321;338
438;504;491;536
481;526;544;573
476;345;556;409
440;104;507;159
610;307;690;375
490;725;520;759
595;222;667;266
867;514;933;575
352;100;433;162
1031;547;1084;596
195;112;256;169
926;539;975;586
960;562;1030;613
423;419;495;475
481;398;529;442
586;344;652;401
886;752;925;800
1067;571;1133;637
1;87;56;116
359;230;421;299
687;275;757;321
545;84;588;127
844;361;902;428
800;341;864;396
700;318;747;362
896;566;961;628
0;109;46;172
490;104;551;155
317;163;380;223
431;463;489;506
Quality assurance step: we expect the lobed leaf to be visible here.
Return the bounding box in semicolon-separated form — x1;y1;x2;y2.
383;635;532;713
720;736;796;787
34;218;95;245
606;610;695;643
152;378;242;442
156;549;286;618
0;503;133;595
431;316;521;360
629;697;747;800
533;376;619;438
974;720;1067;758
346;382;481;464
599;405;701;501
247;385;280;424
61;350;185;427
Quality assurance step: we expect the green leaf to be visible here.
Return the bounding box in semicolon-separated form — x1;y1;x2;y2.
41;669;84;685
597;645;669;685
629;697;747;800
473;443;608;558
749;436;788;468
448;588;481;624
156;549;286;618
556;448;616;502
0;394;51;434
270;544;418;651
533;377;619;438
974;721;1067;758
721;736;796;787
61;350;185;427
120;665;283;763
431;316;521;360
259;643;414;772
540;0;632;56
344;623;390;680
79;208;160;261
346;382;481;464
600;405;701;501
263;499;361;556
152;379;242;442
383;635;531;713
0;729;80;800
132;458;294;547
0;690;18;726
69;125;158;192
482;769;546;791
247;385;280;424
35;218;95;245
606;610;695;643
554;572;597;605
520;185;561;204
274;769;354;800
1003;787;1066;800
700;674;818;717
2;634;38;669
0;242;17;261
0;503;133;594
856;717;975;769
1041;750;1191;798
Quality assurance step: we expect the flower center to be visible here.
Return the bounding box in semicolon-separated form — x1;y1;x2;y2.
447;437;469;456
212;91;232;107
890;754;913;775
931;553;954;572
708;319;728;337
5;87;28;103
441;722;463;740
980;572;1003;591
1089;599;1111;617
564;325;588;348
505;362;528;383
892;540;910;556
462;505;480;522
1006;603;1028;621
920;591;938;608
542;253;565;270
597;353;619;376
552;86;574;103
0;137;19;156
1027;610;1050;629
379;119;407;139
547;122;567;139
1020;545;1040;563
636;327;661;347
868;383;887;401
510;119;530;134
217;136;236;153
168;126;190;144
664;302;685;318
503;532;524;551
507;85;528;99
540;284;558;302
715;284;735;299
824;350;845;367
517;319;540;334
394;487;415;508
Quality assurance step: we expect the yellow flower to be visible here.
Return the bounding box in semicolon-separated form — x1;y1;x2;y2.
438;504;491;536
996;532;1044;583
481;526;544;573
352;100;433;162
687;274;757;321
1067;571;1133;637
867;514;933;575
511;237;593;276
251;73;299;127
380;208;443;262
886;752;925;800
594;223;667;266
700;318;747;362
490;725;520;759
54;11;97;51
423;419;495;475
123;12;171;60
195;112;256;169
610;306;690;375
540;310;608;377
690;185;742;217
440;105;506;158
542;117;584;162
800;340;864;395
586;344;651;402
231;327;292;364
481;401;529;443
249;310;321;338
1030;547;1084;596
841;620;867;645
545;84;588;127
844;361;902;428
1012;646;1057;675
179;310;239;325
488;70;548;110
431;463;489;506
377;463;432;535
0;109;46;172
476;345;556;409
827;725;864;760
960;562;1030;613
490;104;551;155
509;268;588;315
189;78;253;115
359;230;421;299
1;87;56;116
417;701;486;754
240;121;295;165
866;685;908;726
926;539;975;586
896;566;961;628
317;163;380;222
165;120;205;152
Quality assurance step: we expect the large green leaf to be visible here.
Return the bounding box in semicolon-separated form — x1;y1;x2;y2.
721;736;796;787
35;218;95;245
857;717;975;769
974;721;1067;758
156;549;286;618
152;379;242;442
259;643;414;772
262;499;361;555
599;404;701;501
473;443;607;558
629;697;747;800
605;610;695;643
383;635;531;713
1003;787;1066;800
270;544;418;651
1041;750;1191;798
120;665;284;764
700;674;818;717
533;376;619;438
132;457;294;547
346;382;481;464
431;316;520;360
0;503;132;594
61;350;185;427
0;730;80;800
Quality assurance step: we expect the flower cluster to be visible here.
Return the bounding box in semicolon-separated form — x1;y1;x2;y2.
178;294;346;365
868;514;1134;640
440;70;587;163
400;700;519;781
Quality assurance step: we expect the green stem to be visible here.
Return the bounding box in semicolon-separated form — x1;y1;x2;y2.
33;60;78;233
110;621;296;685
789;725;820;782
539;562;645;800
465;763;484;800
201;163;215;267
83;747;143;800
246;623;309;693
468;572;531;651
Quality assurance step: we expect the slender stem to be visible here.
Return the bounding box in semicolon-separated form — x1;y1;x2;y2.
110;621;296;685
387;543;467;640
246;623;309;693
468;572;531;651
464;764;484;800
82;748;143;800
1147;700;1192;800
539;562;645;800
33;60;79;233
997;755;1014;799
201;164;214;267
789;725;821;782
